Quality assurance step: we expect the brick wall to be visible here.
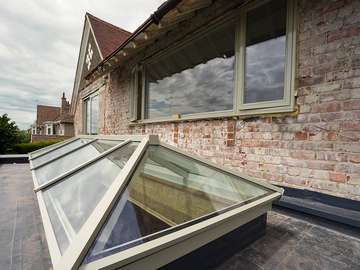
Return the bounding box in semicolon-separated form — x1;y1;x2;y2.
31;135;72;142
74;0;360;200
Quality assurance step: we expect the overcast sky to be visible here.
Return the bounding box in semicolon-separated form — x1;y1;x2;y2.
0;0;165;129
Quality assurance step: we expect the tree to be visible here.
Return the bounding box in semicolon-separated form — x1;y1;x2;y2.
0;114;20;154
17;129;31;144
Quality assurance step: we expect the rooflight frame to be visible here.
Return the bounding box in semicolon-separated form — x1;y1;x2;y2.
29;135;282;270
30;138;97;170
29;137;78;160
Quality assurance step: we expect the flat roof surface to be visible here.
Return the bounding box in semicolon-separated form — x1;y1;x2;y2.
0;163;359;270
0;163;51;270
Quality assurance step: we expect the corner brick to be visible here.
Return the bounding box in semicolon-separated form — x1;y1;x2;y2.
349;154;360;163
344;100;360;110
311;102;342;113
295;131;308;140
329;172;347;183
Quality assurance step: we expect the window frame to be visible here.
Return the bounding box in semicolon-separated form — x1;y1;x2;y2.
131;0;296;124
83;91;100;135
237;0;297;115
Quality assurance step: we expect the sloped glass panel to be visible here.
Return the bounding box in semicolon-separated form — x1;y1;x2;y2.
31;138;92;167
35;140;121;185
83;145;272;264
42;142;139;254
30;140;68;159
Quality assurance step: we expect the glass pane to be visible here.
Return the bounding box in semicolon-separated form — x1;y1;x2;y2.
244;0;287;104
84;145;271;264
31;138;91;168
30;140;67;158
42;142;139;254
35;140;121;185
86;99;91;135
91;95;99;134
145;22;235;119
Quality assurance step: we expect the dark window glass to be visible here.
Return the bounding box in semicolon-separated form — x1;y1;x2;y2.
85;95;99;134
145;22;236;119
91;95;99;134
244;0;287;104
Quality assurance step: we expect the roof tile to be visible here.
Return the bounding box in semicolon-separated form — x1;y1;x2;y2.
87;13;131;59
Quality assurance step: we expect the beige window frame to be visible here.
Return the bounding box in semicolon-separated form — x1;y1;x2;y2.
129;65;144;122
236;0;297;115
130;0;296;124
83;91;100;135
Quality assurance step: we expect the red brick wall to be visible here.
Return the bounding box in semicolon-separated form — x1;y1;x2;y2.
74;0;360;200
31;135;72;142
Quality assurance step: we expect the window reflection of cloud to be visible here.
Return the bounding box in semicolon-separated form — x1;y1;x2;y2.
244;35;286;103
148;56;235;118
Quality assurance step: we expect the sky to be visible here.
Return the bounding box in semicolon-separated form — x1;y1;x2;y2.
0;0;165;130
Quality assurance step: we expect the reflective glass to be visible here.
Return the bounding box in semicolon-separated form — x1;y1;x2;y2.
84;145;271;263
31;138;91;167
91;95;99;134
145;22;235;119
35;140;121;185
86;99;91;134
244;0;287;104
42;142;138;254
30;140;67;159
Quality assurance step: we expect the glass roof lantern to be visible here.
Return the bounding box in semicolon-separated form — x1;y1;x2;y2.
29;134;283;270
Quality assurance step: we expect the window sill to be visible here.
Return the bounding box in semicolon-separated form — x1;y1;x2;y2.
129;106;297;126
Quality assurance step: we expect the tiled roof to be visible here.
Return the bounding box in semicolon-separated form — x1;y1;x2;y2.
36;105;60;125
87;13;131;59
54;113;74;124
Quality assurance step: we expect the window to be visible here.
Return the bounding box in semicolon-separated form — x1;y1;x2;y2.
84;92;99;134
238;0;295;113
28;135;282;270
130;0;296;122
46;124;53;135
144;22;236;119
129;66;143;121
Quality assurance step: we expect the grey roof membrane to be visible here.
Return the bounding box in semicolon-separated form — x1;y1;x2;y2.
0;163;359;270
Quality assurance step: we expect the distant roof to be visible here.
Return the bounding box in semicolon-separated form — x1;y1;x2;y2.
87;13;132;59
54;113;74;124
37;105;60;125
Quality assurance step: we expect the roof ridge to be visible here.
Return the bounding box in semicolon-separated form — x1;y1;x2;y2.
86;12;132;35
37;105;60;109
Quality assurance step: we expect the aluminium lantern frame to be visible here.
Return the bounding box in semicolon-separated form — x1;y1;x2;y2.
29;134;283;270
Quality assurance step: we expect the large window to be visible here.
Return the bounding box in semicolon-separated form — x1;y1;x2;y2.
84;92;99;134
130;0;296;122
144;22;236;119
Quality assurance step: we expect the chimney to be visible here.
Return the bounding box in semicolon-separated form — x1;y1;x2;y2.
61;92;70;115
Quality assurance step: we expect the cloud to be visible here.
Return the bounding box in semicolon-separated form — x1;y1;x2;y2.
146;22;236;119
244;35;286;103
0;0;165;129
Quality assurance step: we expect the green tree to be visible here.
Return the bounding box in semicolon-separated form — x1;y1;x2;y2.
0;114;20;154
17;129;31;144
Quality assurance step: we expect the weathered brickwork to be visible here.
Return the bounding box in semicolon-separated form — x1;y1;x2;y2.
74;0;360;200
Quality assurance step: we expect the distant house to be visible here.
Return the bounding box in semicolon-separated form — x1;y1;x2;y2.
31;93;74;141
